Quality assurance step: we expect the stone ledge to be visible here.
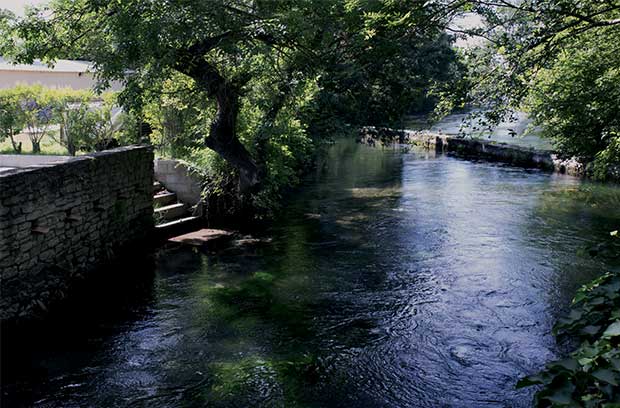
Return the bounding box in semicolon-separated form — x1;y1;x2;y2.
358;126;592;178
0;145;153;179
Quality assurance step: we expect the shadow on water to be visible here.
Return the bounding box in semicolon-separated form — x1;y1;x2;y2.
1;253;158;407
1;139;619;407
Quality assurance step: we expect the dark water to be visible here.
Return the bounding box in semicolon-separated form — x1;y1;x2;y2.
2;140;620;407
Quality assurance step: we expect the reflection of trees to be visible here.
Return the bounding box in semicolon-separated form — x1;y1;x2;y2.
526;182;620;314
535;184;620;227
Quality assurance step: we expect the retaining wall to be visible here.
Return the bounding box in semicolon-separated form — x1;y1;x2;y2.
0;146;154;321
358;127;587;177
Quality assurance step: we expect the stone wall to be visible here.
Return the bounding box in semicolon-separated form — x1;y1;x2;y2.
154;159;204;215
358;127;588;176
0;146;154;321
443;137;555;171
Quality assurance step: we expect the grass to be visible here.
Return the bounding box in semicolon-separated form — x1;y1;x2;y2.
0;132;69;156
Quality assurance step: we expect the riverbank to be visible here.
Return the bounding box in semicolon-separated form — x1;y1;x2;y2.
358;126;620;182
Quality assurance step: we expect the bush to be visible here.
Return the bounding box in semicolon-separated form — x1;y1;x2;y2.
141;74;211;159
518;233;620;406
592;137;620;181
526;29;620;169
0;89;25;153
0;85;123;155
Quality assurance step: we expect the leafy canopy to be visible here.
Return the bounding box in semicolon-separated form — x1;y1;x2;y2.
1;0;464;191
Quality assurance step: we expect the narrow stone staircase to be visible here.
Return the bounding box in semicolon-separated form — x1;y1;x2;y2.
153;181;202;236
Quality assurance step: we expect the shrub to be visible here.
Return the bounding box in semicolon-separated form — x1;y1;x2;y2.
518;232;620;406
0;85;123;154
0;90;25;153
526;29;620;168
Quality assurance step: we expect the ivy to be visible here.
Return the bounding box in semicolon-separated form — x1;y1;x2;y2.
518;234;620;406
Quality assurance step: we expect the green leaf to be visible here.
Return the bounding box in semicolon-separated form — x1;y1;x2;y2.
573;291;588;304
592;369;618;386
602;321;620;338
581;343;599;358
582;326;601;336
543;378;576;405
516;374;545;388
551;359;580;372
578;357;594;367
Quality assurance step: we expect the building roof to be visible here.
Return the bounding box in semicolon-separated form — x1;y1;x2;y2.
0;57;94;73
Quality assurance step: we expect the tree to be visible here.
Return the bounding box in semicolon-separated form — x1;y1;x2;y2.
2;0;321;189
1;0;465;191
457;0;620;170
313;2;465;127
58;101;96;156
20;98;53;154
0;91;25;153
526;28;620;161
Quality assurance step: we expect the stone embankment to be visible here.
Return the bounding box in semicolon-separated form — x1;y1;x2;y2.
358;126;586;177
0;146;154;321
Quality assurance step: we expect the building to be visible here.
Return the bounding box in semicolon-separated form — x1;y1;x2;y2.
0;57;122;90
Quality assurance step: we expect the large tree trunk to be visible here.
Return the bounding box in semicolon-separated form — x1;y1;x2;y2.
175;42;260;192
206;82;259;192
67;140;76;156
9;133;22;154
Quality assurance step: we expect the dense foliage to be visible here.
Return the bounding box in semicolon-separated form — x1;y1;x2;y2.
0;0;464;214
0;87;25;153
461;0;620;177
526;29;620;161
0;85;119;155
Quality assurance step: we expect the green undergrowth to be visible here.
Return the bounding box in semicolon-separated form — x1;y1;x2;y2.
518;233;620;406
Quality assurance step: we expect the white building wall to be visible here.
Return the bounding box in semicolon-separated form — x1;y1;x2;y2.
0;70;123;91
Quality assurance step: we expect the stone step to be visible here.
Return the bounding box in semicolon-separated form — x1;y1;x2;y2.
154;202;187;221
154;191;177;207
155;216;202;238
155;215;201;230
168;228;234;246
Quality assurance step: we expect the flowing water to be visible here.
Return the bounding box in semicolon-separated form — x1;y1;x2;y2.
2;140;620;407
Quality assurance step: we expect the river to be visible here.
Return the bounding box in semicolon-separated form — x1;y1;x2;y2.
2;139;619;407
